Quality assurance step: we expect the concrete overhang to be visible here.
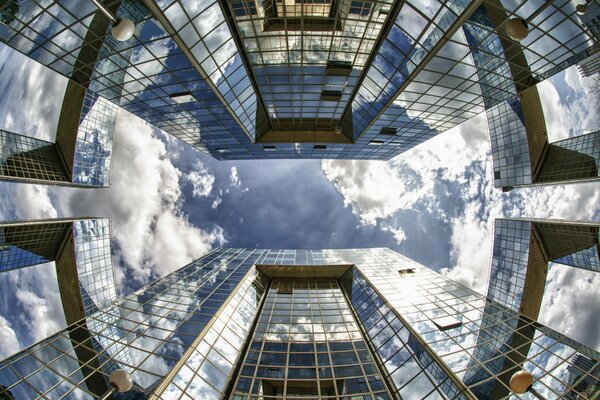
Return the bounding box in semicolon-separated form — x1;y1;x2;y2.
256;264;354;279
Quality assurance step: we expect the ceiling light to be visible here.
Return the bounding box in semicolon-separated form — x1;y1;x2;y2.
506;18;529;41
90;0;135;42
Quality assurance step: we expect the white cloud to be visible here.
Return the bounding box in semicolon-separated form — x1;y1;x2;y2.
538;264;600;351
123;38;173;95
321;114;490;226
382;225;407;245
58;111;226;287
538;66;600;141
186;161;215;198
0;315;19;359
10;262;66;347
0;183;58;220
0;45;66;140
322;107;600;295
230;166;241;187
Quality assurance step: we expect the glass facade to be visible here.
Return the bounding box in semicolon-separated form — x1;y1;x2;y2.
157;266;268;398
0;218;116;312
1;245;599;399
0;129;71;185
537;130;600;185
488;219;600;316
0;89;119;187
230;277;392;399
72;219;118;313
487;219;532;311
0;220;71;272
1;0;597;162
70;91;120;187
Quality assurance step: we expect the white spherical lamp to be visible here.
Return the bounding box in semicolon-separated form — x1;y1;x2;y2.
111;18;135;42
506;18;529;41
510;370;534;394
109;369;133;392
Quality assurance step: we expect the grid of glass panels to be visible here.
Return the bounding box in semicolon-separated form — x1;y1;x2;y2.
0;248;269;399
72;219;117;314
553;247;600;273
349;0;473;138
335;248;600;399
443;1;596;188
0;94;118;187
462;5;519;109
497;0;598;82
83;303;144;396
0;323;111;399
463;303;600;399
340;268;469;399
230;278;392;399
578;51;600;77
535;221;600;273
538;130;600;184
0;218;116;316
0;0;258;159
155;0;258;137
461;5;533;188
252;65;360;125
487;219;532;311
227;0;393;126
160;267;269;399
0;129;69;184
339;24;488;160
0;220;70;272
347;0;597;162
3;247;600;399
71;92;120;187
488;219;600;316
487;98;533;187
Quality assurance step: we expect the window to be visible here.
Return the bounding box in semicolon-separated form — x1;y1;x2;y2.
326;60;352;76
277;286;293;294
398;268;415;275
321;90;342;101
169;91;195;104
379;127;397;136
432;316;462;331
349;1;372;16
231;0;258;16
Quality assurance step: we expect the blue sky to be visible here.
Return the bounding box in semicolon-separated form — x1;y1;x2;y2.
0;41;599;359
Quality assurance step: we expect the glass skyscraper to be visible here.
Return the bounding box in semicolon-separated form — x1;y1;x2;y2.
1;217;599;399
0;0;598;178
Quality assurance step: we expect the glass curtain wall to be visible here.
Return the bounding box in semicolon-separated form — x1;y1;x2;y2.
230;278;392;399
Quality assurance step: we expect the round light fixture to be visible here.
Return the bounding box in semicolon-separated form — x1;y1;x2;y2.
510;370;534;394
111;18;135;42
506;18;529;41
109;369;133;392
576;4;587;15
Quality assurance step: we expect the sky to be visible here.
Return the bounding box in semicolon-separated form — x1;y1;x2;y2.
0;40;599;360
